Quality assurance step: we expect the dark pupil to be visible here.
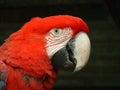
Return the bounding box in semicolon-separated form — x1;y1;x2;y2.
55;29;59;34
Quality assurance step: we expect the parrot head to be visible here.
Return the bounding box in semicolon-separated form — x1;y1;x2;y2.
7;15;90;72
17;15;90;72
1;15;90;77
0;15;91;90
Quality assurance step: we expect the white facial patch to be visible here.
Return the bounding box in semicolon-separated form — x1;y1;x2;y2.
45;27;73;59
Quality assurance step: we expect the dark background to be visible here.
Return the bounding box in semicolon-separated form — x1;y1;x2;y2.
0;0;120;90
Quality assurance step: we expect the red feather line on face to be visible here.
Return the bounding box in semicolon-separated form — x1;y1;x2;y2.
19;15;89;35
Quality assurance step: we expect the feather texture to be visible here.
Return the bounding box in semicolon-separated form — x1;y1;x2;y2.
0;61;7;90
0;15;88;90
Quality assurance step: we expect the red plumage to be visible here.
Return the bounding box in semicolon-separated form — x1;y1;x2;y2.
0;15;88;90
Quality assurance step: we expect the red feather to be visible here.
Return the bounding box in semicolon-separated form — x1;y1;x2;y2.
0;15;88;90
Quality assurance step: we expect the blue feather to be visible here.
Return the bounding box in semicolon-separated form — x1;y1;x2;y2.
0;61;8;90
0;81;6;90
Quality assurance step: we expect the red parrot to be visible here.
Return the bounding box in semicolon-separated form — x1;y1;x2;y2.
0;15;90;90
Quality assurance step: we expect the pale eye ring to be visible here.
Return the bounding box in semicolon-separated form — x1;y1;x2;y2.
51;28;62;35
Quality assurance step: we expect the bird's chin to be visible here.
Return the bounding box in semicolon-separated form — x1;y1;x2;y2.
51;32;91;72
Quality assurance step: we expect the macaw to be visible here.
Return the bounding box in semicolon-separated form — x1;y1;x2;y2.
0;15;90;90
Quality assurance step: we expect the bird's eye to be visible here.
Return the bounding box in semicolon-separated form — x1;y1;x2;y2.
51;28;62;35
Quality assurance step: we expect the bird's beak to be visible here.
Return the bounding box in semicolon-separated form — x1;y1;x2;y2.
51;32;91;72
